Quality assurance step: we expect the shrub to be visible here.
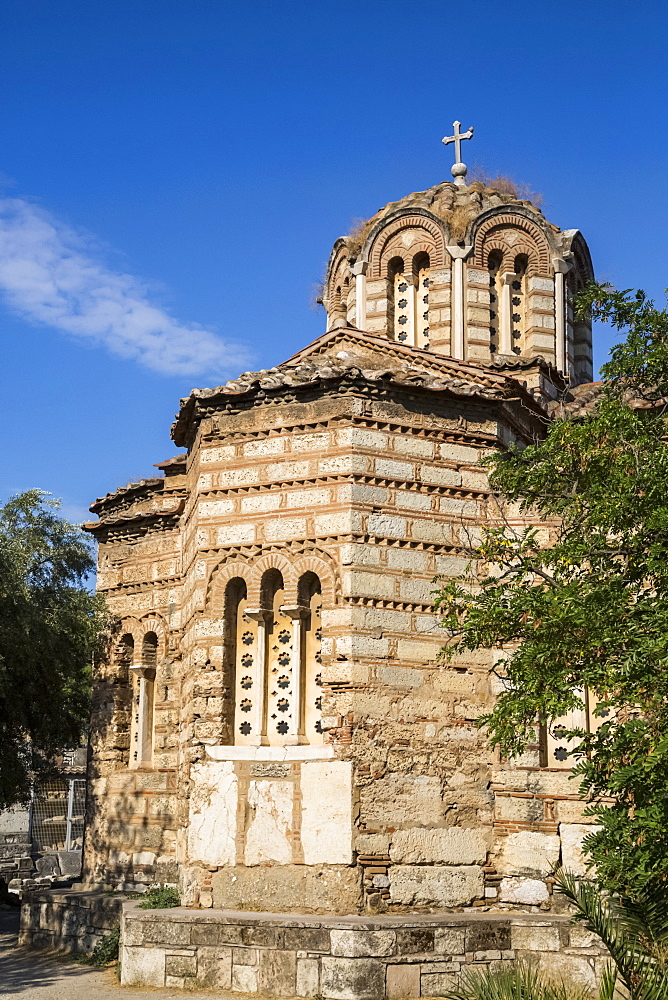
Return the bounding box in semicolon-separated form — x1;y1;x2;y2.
136;885;180;909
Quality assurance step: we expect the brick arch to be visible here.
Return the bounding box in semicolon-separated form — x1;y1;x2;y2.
368;213;445;277
205;542;342;610
207;557;254;612
138;614;168;658
293;553;337;608
248;553;299;607
473;212;551;272
326;245;352;312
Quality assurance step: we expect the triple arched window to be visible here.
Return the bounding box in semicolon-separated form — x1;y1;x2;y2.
389;253;431;350
225;570;324;746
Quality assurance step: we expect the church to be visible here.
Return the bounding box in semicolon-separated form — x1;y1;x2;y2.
82;128;597;936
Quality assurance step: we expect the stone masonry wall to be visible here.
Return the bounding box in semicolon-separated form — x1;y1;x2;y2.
85;371;597;913
119;903;608;997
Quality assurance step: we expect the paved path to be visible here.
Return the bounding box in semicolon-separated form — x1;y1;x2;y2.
0;911;222;998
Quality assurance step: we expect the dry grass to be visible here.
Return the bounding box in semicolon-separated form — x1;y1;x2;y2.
468;166;543;206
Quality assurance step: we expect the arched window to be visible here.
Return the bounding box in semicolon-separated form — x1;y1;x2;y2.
118;633;134;767
543;688;609;769
264;570;296;745
300;573;324;745
487;250;503;355
224;578;247;744
511;254;528;355
130;632;157;766
389;256;412;344
413;252;431;351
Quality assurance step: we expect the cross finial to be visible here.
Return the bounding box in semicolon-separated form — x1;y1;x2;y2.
442;121;474;186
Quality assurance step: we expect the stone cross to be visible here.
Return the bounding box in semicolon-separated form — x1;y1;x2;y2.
442;121;474;186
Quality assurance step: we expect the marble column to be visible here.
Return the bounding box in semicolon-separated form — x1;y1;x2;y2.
446;245;473;359
129;663;156;765
500;272;516;356
552;257;572;374
352;260;368;331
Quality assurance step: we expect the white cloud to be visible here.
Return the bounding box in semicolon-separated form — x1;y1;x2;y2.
0;196;250;377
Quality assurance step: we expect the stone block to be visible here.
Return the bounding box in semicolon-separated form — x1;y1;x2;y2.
188;761;237;866
560;823;599;876
394;491;433;512
375;458;414;481
395;928;434;954
434;927;465;955
389;827;489;865
396;639;440;664
466;923;511;952
216;523;255;546
421;971;457;995
243;437;285;456
142;920;192;946
283;927;331;952
195;945;233;987
368;513;407;538
499;877;549;904
232;964;259;992
287;488;331;508
258;947;297;996
386;963;421;999
198;498;236;517
301;761;353;864
263;517;306;541
393;435;434;459
120;945;165;987
240;493;281;513
165;953;196;977
320;956;386;1000
439;443;480;464
267;460;309;480
296;957;321;996
512;921;561;952
389;866;483;907
347;570;395;601
330;929;395;957
535;952;596;990
496;831;561;877
360;773;444;828
292;431;330;452
244;780;294;865
200;444;235;463
418;465;461;488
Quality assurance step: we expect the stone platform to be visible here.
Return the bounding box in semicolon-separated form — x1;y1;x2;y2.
120;903;607;997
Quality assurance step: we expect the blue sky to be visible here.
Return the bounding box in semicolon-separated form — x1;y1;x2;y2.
1;0;666;521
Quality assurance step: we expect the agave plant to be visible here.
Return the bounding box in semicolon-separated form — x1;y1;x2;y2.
442;960;592;1000
554;869;668;1000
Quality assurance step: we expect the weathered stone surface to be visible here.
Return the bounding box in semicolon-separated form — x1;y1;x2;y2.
499;877;549;904
296;957;320;997
560;823;599;877
496;832;561;877
389;865;484;907
512;921;561;952
421;971;458;995
187;762;237;867
386;963;421;999
321;956;386;1000
301;761;353;865
120;945;165;987
245;780;293;866
210;864;362;914
389;827;489;865
258;947;297;996
330;929;395;957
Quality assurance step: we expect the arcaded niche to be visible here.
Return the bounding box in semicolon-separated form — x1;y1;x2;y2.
83;177;596;915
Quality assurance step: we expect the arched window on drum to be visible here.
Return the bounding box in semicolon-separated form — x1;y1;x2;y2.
487;249;503;356
389;256;412;345
511;254;528;355
413;252;431;351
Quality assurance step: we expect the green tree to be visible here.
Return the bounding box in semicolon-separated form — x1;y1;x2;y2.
0;490;108;808
436;284;668;899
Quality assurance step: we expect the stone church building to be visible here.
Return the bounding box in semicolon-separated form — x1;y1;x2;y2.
83;153;596;922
